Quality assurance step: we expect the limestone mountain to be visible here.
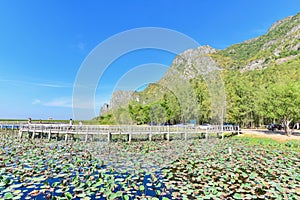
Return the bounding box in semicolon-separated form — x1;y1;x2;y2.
98;12;300;130
152;12;300;89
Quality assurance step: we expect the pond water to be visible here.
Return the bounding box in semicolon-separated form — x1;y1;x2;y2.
3;132;297;199
0;132;218;199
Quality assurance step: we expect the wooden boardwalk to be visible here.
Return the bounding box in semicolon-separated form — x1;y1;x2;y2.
0;123;240;142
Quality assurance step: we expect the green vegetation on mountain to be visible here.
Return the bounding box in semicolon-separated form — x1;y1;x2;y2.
98;13;300;135
128;83;182;125
212;13;300;69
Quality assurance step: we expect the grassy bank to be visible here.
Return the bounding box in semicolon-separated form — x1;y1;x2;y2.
235;133;300;151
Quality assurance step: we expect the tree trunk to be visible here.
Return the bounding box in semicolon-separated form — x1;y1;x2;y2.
283;119;291;136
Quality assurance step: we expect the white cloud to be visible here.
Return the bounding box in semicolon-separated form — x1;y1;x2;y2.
32;99;42;105
32;97;97;109
32;97;72;108
0;79;72;88
36;83;72;88
43;97;73;108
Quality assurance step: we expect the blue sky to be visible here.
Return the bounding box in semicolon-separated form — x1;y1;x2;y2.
0;0;299;120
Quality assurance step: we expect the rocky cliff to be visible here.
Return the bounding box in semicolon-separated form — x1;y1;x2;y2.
109;90;134;110
99;103;109;116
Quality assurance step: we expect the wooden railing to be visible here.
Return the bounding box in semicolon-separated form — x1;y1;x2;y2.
0;123;240;142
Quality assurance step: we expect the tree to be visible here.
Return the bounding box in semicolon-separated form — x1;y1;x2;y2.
223;71;249;126
149;103;167;125
113;107;132;125
259;80;300;135
128;104;150;125
161;94;181;124
190;77;211;124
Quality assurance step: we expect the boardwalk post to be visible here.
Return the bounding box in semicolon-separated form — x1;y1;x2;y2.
65;125;68;142
32;125;36;140
85;127;89;143
221;125;224;140
184;126;187;141
41;125;43;139
11;123;14;134
126;126;129;141
18;129;23;138
149;126;152;141
128;126;132;143
85;133;88;142
128;125;132;142
84;126;89;142
107;126;111;143
180;127;184;140
85;126;89;143
128;132;132;142
48;129;51;140
91;132;94;142
160;125;164;140
107;132;112;143
65;133;68;142
55;125;59;141
167;125;170;141
27;125;29;138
